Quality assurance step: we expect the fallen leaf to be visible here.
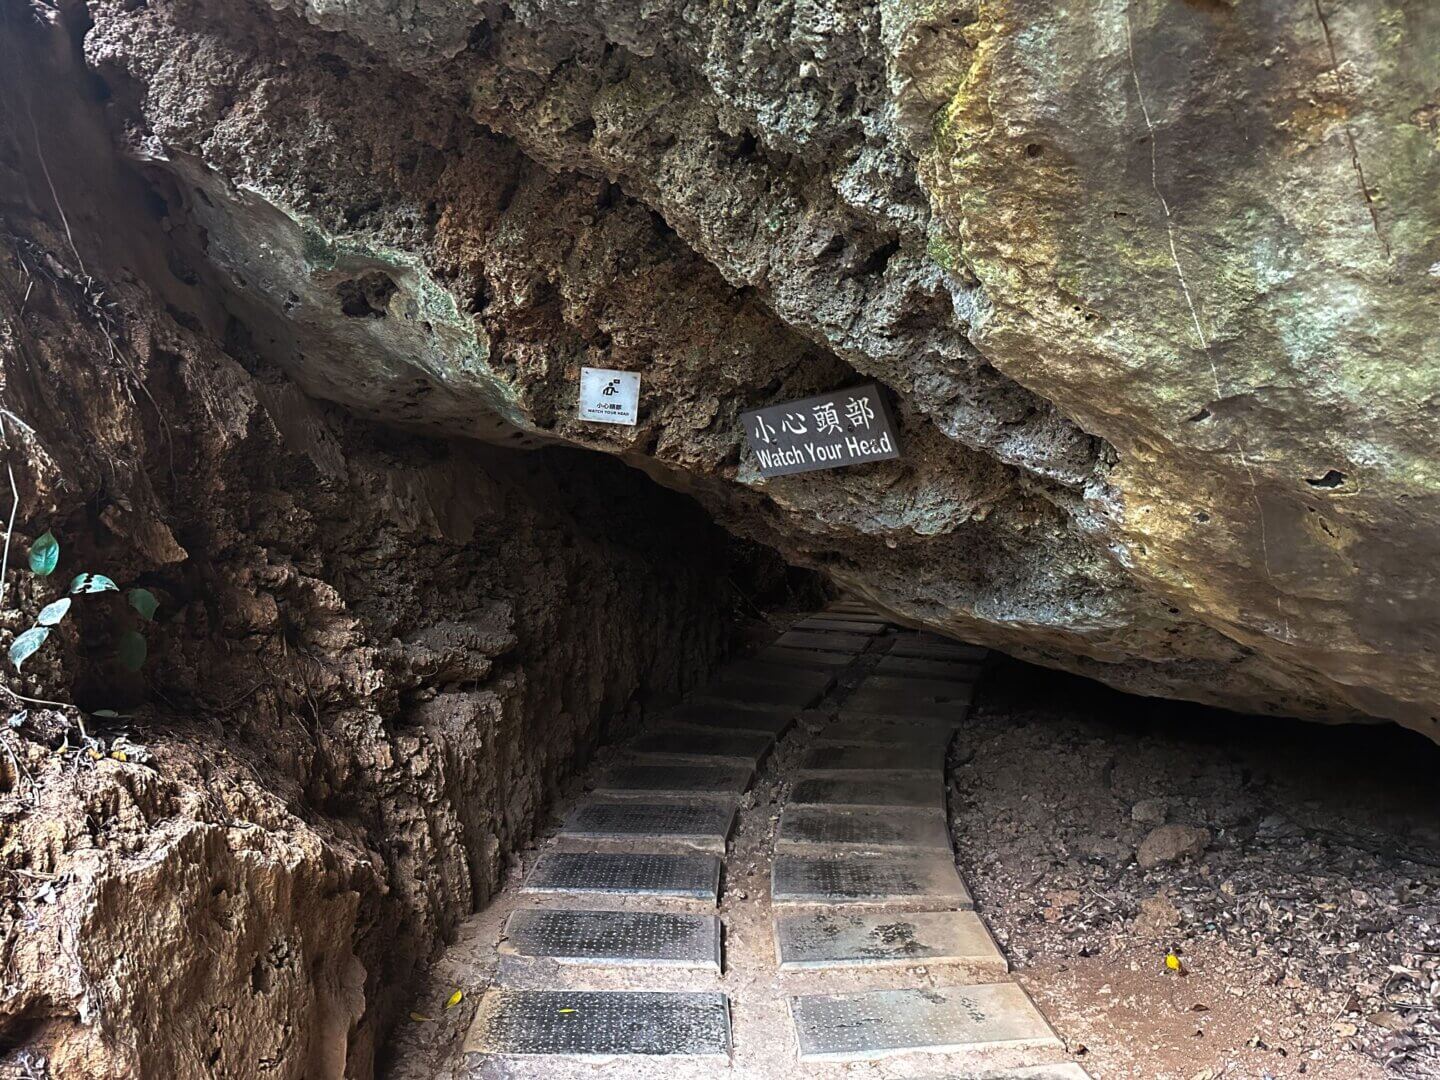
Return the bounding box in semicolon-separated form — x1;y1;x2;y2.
444;989;463;1009
409;1012;433;1023
1166;951;1186;975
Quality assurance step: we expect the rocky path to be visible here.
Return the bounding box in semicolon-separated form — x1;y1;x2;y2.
450;603;1091;1077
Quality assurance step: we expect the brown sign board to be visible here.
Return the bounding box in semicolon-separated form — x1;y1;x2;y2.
741;383;901;478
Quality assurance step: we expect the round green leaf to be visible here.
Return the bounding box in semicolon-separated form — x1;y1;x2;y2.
70;573;118;595
117;629;147;672
28;531;59;576
127;587;159;621
36;598;72;626
9;626;50;670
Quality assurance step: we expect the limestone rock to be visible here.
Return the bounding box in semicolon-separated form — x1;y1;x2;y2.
1137;824;1211;869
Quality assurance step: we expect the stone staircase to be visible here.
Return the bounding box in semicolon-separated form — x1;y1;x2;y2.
461;600;1090;1077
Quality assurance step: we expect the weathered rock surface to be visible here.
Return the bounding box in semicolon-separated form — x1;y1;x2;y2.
53;0;1437;736
0;15;795;1074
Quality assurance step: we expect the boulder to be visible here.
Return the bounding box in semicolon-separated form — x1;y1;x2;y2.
1137;824;1212;869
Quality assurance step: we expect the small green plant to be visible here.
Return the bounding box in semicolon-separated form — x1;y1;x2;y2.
8;531;158;673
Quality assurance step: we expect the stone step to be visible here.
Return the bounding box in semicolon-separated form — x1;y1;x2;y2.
787;984;1060;1062
592;761;753;799
665;701;794;737
817;717;957;748
888;639;989;663
754;645;853;669
777;805;953;852
559;798;737;853
800;743;943;774
873;654;984;682
792;617;888;635
771;850;972;907
628;727;773;768
842;694;969;725
715;660;836;694
501;908;722;971
789;772;946;814
692;676;824;710
820;612;894;625
856;675;975;703
522;851;722;903
776;629;872;653
465;988;732;1059
774;910;1007;973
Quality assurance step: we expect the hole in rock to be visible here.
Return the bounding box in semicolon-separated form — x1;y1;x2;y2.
336;271;398;318
1304;469;1347;489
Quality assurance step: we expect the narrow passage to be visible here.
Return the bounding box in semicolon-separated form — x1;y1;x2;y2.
461;602;1091;1078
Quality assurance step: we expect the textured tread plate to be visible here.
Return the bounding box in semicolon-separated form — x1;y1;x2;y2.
772;850;972;907
775;910;1006;972
874;655;984;682
666;702;794;736
692;676;822;710
856;676;975;703
716;661;835;694
793;618;888;635
788;984;1059;1062
789;772;946;814
818;718;957;748
523;852;721;902
843;694;968;725
755;645;853;669
593;762;753;799
560;799;737;852
778;805;952;851
888;639;989;663
501;908;721;970
466;989;731;1058
776;630;872;653
628;726;773;767
800;743;942;774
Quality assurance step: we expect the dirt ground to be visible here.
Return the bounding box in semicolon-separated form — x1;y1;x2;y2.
956;660;1440;1080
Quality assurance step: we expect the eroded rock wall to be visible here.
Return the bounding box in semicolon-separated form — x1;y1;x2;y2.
0;13;769;1074
59;0;1440;733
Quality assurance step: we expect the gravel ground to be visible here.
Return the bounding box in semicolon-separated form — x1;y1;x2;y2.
953;659;1440;1080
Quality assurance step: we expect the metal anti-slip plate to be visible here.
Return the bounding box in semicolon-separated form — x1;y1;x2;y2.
778;805;952;851
593;762;753;798
800;744;942;774
888;639;989;662
717;661;836;694
628;727;773;766
693;677;823;710
560;799;736;852
817;717;957;748
666;702;793;736
776;630;872;654
788;984;1060;1062
771;850;972;906
789;772;946;813
774;910;1007;972
874;655;984;682
856;676;975;703
754;645;853;669
523;852;721;902
842;693;967;725
466;989;731;1058
793;618;888;635
501;908;721;970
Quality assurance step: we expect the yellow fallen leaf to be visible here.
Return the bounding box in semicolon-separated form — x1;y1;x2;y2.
1165;951;1185;975
557;1008;576;1014
444;989;463;1009
110;750;128;762
87;748;103;760
409;1012;433;1023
